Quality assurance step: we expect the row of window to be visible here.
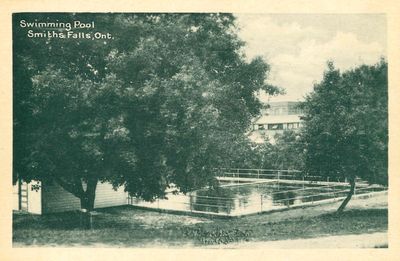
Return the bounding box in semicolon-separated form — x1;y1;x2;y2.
267;107;303;116
254;122;301;131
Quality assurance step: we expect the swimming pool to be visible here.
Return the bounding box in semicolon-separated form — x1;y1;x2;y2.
128;179;386;217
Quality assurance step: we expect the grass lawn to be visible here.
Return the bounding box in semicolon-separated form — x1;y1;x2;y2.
13;205;387;247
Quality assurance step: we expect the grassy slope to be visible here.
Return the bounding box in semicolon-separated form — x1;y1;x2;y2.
13;206;387;247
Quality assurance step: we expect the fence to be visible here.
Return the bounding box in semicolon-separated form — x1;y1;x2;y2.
217;168;356;183
128;173;386;217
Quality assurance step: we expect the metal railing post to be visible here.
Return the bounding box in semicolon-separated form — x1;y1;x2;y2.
26;183;29;212
333;185;336;198
190;195;193;212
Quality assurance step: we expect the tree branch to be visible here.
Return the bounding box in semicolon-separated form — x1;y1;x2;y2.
54;176;84;199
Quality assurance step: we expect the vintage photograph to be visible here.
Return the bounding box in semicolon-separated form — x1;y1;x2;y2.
12;12;387;248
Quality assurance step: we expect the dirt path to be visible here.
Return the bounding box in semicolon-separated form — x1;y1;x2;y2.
218;232;387;248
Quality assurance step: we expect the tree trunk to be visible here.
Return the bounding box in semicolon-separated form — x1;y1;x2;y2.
54;175;98;212
80;177;98;212
337;176;356;213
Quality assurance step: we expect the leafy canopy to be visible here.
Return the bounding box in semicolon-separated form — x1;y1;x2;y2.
300;59;387;185
13;13;280;202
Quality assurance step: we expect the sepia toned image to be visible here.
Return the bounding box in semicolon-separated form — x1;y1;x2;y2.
10;11;389;250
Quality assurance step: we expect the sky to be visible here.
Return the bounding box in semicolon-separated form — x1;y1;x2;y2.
234;14;387;102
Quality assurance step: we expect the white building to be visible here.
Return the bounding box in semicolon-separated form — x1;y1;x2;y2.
249;101;303;143
13;180;127;214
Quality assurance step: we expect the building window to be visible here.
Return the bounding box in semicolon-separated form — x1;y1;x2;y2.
288;107;303;115
268;124;283;130
287;123;301;129
258;124;265;130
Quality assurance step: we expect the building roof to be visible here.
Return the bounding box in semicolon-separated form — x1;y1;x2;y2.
255;114;302;124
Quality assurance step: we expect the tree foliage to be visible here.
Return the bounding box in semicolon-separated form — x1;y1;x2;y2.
13;13;279;210
265;131;304;170
300;60;388;211
240;130;305;171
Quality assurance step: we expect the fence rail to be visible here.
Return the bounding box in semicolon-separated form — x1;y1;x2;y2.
128;173;386;217
265;182;348;197
218;168;350;183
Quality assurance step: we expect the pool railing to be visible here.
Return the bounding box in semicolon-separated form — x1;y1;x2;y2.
127;173;387;218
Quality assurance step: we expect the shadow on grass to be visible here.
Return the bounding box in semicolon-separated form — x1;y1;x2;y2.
13;206;388;247
13;208;136;231
13;207;387;230
320;209;388;221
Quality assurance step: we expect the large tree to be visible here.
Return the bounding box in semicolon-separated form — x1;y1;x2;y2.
300;60;388;212
13;13;280;210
